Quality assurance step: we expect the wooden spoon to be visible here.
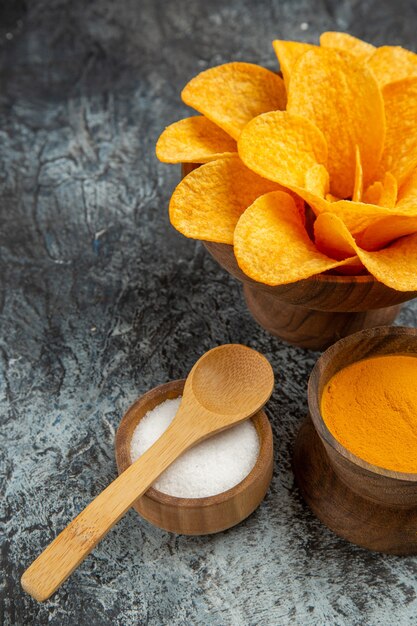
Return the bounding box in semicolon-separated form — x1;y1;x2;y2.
21;344;274;601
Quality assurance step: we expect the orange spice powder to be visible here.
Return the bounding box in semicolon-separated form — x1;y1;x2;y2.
321;355;417;473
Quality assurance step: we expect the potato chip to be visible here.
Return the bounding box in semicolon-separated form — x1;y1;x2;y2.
314;213;358;260
312;217;365;272
355;170;416;249
320;32;375;60
368;46;417;87
362;181;383;205
377;172;397;208
156;116;237;163
359;234;417;291
324;199;393;237
315;213;417;291
181;63;287;140
326;193;339;203
169;157;284;244
326;171;402;250
358;215;417;250
305;164;329;197
361;173;397;209
397;167;417;205
233;191;357;285
324;193;417;250
338;202;391;233
287;48;385;198
272;40;316;86
352;146;363;202
238;110;330;214
238;111;327;186
377;78;417;186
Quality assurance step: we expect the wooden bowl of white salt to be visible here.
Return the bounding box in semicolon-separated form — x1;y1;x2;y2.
115;379;273;535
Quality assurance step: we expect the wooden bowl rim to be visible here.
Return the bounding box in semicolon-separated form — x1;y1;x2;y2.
115;379;273;508
308;325;417;481
297;272;374;285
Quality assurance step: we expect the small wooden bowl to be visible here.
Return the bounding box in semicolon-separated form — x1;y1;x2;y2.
182;163;417;350
293;325;417;554
115;379;273;535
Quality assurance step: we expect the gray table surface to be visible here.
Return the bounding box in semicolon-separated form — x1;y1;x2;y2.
1;1;417;624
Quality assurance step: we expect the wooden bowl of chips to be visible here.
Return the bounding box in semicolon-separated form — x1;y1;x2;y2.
160;41;417;352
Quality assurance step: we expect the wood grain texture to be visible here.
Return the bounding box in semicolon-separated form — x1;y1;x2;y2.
115;379;274;535
293;417;417;555
21;345;274;601
293;326;417;554
243;284;402;350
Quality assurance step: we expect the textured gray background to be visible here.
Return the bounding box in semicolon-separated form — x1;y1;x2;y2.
1;1;417;624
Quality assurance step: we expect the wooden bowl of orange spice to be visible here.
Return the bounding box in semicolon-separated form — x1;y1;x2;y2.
294;325;417;555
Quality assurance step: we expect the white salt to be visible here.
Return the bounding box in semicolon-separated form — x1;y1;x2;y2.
130;397;260;498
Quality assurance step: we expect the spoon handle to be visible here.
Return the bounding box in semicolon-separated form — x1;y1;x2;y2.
21;412;200;602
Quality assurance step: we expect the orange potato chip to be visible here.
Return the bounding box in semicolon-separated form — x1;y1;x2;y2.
368;46;417;87
238;110;330;214
323;193;417;250
238;111;327;187
377;172;397;208
320;32;375;60
312;217;365;272
156;116;237;163
314;213;359;260
272;40;317;86
181;63;287;141
354;170;416;249
328;200;390;235
233;191;358;286
315;213;417;291
362;181;383;205
169;157;284;244
357;215;417;250
359;234;417;291
352;146;363;202
287;48;385;198
305;164;329;197
397;167;417;205
361;173;397;209
377;78;417;186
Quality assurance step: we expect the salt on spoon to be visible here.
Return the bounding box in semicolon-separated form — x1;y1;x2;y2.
130;397;260;498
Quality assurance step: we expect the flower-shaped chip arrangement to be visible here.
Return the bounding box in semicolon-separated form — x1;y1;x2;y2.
157;32;417;291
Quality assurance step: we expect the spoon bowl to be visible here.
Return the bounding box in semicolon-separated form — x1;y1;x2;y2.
190;344;274;417
21;344;274;601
